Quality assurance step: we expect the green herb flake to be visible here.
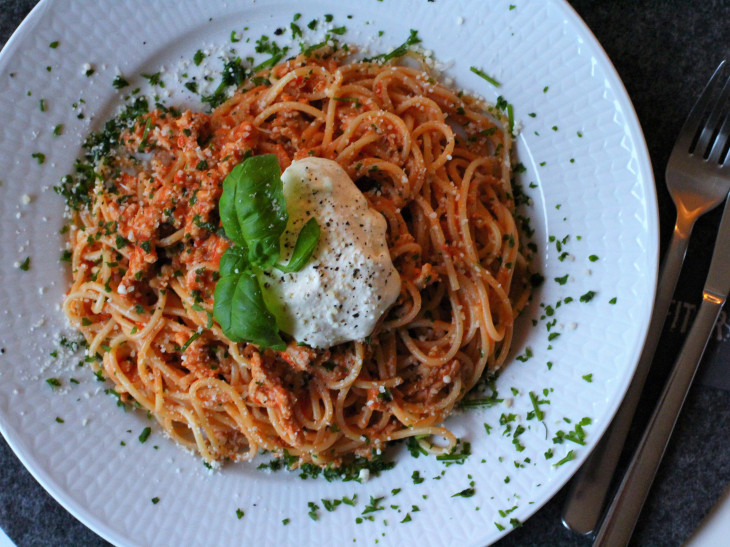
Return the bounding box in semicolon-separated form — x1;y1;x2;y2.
364;29;421;63
141;72;163;86
46;377;61;388
112;75;129;89
582;373;593;383
151;497;160;504
52;124;64;136
553;450;576;467
49;41;59;49
193;49;206;66
470;66;501;87
19;256;31;271
609;297;617;304
31;152;45;164
236;508;244;519
580;290;596;303
180;331;201;353
307;501;319;521
139;426;151;443
451;487;476;498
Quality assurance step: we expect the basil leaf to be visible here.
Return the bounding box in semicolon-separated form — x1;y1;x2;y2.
213;272;285;350
219;168;245;246
276;217;321;273
222;154;288;269
219;245;249;277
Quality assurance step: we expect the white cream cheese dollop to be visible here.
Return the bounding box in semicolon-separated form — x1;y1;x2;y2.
261;157;401;349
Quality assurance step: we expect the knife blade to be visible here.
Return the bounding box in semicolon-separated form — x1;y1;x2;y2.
594;192;730;546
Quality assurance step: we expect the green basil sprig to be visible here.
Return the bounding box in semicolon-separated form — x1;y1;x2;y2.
213;154;321;349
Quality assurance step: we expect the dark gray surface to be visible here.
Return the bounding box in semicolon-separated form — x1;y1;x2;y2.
1;1;730;545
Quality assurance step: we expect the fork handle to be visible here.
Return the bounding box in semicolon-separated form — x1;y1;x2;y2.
561;216;693;535
594;296;723;546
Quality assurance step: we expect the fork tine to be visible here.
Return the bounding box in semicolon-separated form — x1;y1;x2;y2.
695;72;730;156
707;108;730;165
674;60;727;154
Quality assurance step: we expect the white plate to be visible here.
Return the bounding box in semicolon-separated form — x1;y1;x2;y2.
0;0;657;545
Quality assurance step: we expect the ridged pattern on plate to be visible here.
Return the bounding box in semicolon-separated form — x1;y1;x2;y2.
0;0;657;545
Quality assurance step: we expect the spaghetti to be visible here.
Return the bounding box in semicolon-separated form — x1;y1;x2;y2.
62;47;532;468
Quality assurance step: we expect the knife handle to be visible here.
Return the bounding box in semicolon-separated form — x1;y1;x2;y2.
594;296;723;547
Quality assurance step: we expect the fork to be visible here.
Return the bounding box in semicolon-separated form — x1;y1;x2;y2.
561;60;730;536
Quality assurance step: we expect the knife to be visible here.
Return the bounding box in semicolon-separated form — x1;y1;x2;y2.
594;193;730;546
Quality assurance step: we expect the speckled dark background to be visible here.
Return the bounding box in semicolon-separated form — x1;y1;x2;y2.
1;1;730;545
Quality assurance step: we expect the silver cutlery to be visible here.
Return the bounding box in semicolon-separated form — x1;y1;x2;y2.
562;60;730;536
594;190;730;546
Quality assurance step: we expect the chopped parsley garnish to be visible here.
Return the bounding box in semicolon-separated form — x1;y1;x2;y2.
112;75;129;89
46;377;61;388
151;497;160;504
528;391;546;421
436;441;471;466
52;124;64;136
451;487;476;498
31;152;45;165
554;450;576;467
553;417;592;445
307;501;319;521
362;495;385;515
141;72;163;86
180;331;201;353
201;56;248;108
49;41;59;49
470;66;501;88
407;436;428;458
19;256;30;271
193;49;205;65
138;426;151;443
236;508;244;519
364;29;421;63
579;290;596;303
